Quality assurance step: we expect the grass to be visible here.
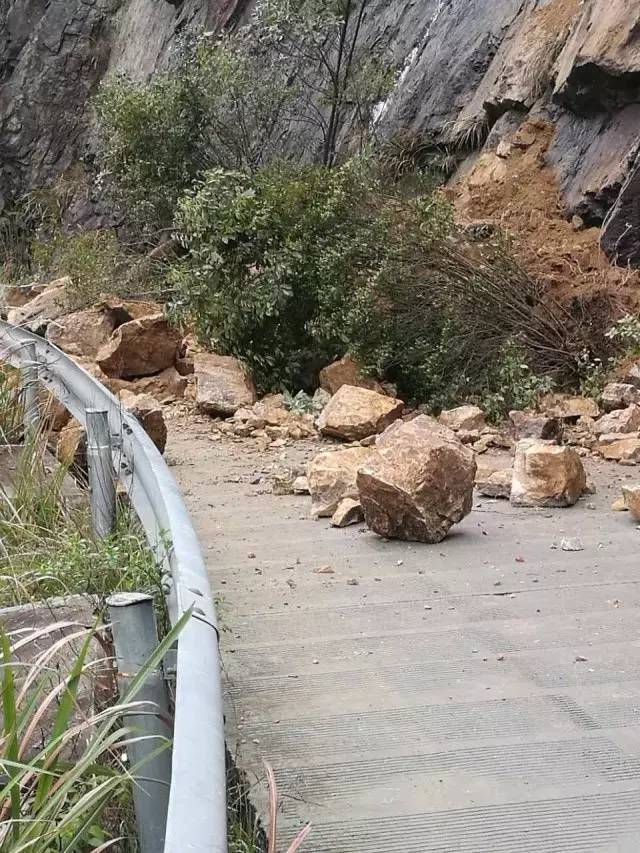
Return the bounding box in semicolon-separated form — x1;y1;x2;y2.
0;612;188;852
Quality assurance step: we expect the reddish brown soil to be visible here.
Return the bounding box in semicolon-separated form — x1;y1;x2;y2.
452;117;639;309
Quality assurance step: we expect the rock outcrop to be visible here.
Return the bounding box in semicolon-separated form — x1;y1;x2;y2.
357;415;476;543
2;0;639;269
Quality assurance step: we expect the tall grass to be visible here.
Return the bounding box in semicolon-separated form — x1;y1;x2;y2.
0;613;187;851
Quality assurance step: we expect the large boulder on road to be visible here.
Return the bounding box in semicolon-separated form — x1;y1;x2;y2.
317;385;403;441
357;415;476;543
511;440;586;507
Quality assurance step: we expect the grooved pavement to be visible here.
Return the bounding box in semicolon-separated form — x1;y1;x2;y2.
167;411;640;852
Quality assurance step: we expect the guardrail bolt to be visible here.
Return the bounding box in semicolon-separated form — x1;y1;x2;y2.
86;408;117;539
107;592;172;853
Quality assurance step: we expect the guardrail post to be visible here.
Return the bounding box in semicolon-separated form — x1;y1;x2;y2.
107;592;172;853
20;342;39;438
86;408;116;539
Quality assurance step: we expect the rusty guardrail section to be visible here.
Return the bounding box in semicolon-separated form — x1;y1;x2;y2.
0;319;227;853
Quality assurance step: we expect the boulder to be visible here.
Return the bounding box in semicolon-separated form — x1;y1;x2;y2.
509;410;562;441
307;447;371;518
541;393;599;419
318;385;404;441
118;390;167;453
331;498;365;528
475;466;513;499
107;367;188;403
602;383;640;412
97;315;181;379
438;405;486;433
45;307;118;357
6;278;69;333
511;440;587;508
195;353;257;417
593;404;640;436
357;415;476;543
622;486;640;521
319;356;384;396
597;435;640;463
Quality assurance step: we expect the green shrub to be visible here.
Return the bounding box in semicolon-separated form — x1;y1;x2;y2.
170;161;385;390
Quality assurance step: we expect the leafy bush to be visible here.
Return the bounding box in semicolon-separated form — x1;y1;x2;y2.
170;161;385;390
170;158;582;412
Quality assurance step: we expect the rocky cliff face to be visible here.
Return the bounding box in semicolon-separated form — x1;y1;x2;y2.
1;0;639;262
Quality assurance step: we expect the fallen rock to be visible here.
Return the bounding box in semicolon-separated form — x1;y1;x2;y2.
319;356;384;396
622;486;640;520
107;366;188;403
540;393;599;420
331;497;364;528
623;363;640;390
612;496;628;512
602;383;640;412
97;315;181;379
194;353;257;417
318;385;404;441
118;390;167;453
475;466;512;499
307;447;371;518
56;419;87;472
597;435;640;463
561;537;584;552
39;389;72;432
292;476;310;494
593;404;640;436
509;410;562;441
439;405;486;432
511;440;587;507
7;278;70;333
45;307;118;358
357;415;476;543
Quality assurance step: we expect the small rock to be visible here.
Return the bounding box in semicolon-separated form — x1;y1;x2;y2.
561;537;584;552
602;383;640;412
475;466;512;499
575;655;588;663
347;578;359;586
292;476;310;494
612;496;628;512
331;497;364;528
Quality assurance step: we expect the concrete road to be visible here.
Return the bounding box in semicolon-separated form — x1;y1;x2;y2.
168;413;640;852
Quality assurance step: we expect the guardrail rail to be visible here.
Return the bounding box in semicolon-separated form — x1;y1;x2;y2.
0;319;227;853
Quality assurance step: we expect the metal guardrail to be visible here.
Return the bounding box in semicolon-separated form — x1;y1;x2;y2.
0;319;227;853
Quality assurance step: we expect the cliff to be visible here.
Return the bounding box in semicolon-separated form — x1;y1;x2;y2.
1;0;639;263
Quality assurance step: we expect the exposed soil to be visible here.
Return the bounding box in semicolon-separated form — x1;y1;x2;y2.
452;117;640;309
